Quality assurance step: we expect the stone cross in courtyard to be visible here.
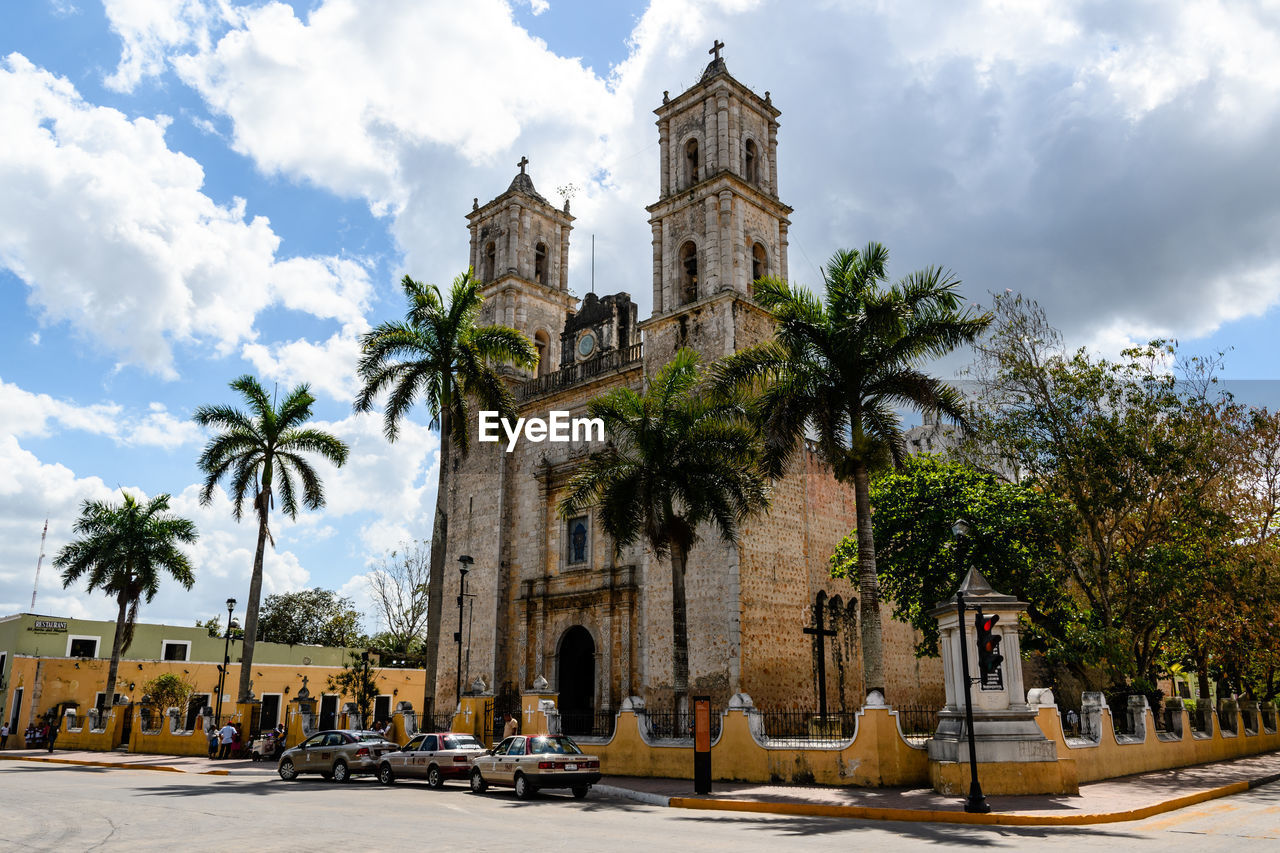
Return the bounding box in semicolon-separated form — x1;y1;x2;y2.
803;591;837;718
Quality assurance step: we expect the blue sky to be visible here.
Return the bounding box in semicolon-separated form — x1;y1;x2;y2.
3;0;1280;630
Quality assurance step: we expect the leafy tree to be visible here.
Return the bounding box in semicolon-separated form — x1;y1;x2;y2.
366;539;431;655
194;375;350;702
715;244;989;698
141;672;196;722
256;589;364;647
559;349;770;711
354;270;537;716
966;293;1236;689
327;652;381;723
196;616;244;640
54;492;197;708
830;455;1084;664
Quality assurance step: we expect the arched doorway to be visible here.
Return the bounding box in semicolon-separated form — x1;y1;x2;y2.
557;626;595;735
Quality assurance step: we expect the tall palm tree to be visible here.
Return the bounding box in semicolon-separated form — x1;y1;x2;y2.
194;376;349;702
354;270;537;717
715;243;990;700
558;349;770;712
55;492;197;708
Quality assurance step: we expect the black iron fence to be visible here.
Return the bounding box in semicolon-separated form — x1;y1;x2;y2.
757;711;857;746
427;712;457;733
642;708;721;741
519;342;644;400
896;704;938;746
560;711;617;739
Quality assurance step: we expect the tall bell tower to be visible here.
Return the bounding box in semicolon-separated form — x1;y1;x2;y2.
640;41;793;366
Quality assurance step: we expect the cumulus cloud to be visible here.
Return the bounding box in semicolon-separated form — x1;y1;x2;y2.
0;54;374;377
102;0;1280;361
0;377;201;448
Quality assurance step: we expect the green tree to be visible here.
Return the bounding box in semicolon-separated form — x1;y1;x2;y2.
830;455;1083;664
194;375;350;701
141;672;197;726
354;270;537;716
715;244;990;698
196;616;243;640
327;651;381;723
54;492;197;708
967;293;1237;688
256;588;364;647
559;349;770;711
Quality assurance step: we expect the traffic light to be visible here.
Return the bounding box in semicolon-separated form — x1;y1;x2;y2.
974;611;1003;678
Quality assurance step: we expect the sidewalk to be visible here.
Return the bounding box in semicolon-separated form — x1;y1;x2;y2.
4;746;1278;825
0;748;276;777
596;750;1280;826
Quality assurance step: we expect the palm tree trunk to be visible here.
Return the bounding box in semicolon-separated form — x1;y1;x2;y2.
852;462;885;701
422;408;451;720
237;495;270;702
670;539;690;716
103;592;129;708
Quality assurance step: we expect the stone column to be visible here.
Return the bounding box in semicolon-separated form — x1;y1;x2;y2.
717;95;730;175
651;221;663;312
558;223;570;291
703;96;717;174
778;220;790;281
658;120;670;196
768;122;779;196
718;190;733;295
507;204;522;275
704;195;720;295
728;101;741;176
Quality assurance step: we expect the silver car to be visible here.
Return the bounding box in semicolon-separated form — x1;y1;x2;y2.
469;734;602;799
376;731;485;788
277;730;397;783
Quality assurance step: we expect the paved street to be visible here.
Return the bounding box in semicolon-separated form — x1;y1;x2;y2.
2;762;1277;852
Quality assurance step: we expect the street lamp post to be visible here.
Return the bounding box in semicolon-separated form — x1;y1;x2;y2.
215;597;236;725
951;519;990;814
455;555;473;711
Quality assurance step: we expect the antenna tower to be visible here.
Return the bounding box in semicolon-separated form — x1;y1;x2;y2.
31;518;48;611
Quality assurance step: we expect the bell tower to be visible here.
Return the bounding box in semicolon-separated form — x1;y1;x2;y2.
640;41;793;365
467;157;577;376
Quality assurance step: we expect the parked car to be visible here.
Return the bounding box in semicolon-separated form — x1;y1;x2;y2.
277;730;397;783
377;731;485;787
469;734;602;799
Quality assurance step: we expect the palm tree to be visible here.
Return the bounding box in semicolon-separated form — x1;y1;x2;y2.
354;270;537;717
55;492;197;708
558;349;770;712
194;376;349;702
714;243;990;700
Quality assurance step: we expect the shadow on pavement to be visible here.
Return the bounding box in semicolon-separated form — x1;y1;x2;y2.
673;813;1150;844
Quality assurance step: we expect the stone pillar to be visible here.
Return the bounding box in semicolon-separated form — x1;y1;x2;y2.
716;95;730;176
767;122;779;196
926;568;1072;795
507;204;521;275
658;121;670;196
558;223;570;292
718;190;733;297
392;701;416;743
522;675;559;735
651;221;664;312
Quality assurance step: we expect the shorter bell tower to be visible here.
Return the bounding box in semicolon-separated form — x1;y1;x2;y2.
467;157;577;375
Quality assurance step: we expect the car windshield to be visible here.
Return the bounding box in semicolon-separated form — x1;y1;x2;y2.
356;732;387;742
529;736;583;755
443;735;481;750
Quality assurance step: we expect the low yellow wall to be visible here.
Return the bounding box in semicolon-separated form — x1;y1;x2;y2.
128;706;209;757
930;756;1078;796
1036;705;1280;783
590;707;930;787
57;706;126;751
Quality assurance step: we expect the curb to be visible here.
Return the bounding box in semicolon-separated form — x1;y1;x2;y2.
0;754;271;777
594;784;671;807
667;776;1276;826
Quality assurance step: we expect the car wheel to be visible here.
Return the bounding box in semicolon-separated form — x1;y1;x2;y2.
378;764;395;786
278;758;297;781
514;772;535;800
469;767;488;794
572;785;589;800
331;760;350;783
427;764;443;789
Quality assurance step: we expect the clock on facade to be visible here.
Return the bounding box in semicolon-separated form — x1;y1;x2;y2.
577;331;596;359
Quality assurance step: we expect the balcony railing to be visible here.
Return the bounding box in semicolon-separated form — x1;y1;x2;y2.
519;342;643;400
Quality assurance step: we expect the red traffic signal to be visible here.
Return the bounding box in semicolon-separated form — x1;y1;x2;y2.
974;611;1004;678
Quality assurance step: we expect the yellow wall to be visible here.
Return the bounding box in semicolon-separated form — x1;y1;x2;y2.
1036;704;1280;783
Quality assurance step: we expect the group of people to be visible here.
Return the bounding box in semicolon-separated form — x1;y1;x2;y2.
207;721;242;759
7;720;59;753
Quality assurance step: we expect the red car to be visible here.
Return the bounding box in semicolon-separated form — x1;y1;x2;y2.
376;731;485;788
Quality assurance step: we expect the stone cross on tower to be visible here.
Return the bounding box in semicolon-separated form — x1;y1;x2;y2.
803;591;837;718
518;155;529;174
709;39;724;61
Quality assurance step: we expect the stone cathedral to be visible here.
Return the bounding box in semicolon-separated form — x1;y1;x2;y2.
435;48;943;723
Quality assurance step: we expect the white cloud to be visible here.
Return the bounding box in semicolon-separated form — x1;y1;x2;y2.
0;54;375;377
0;377;201;448
242;326;364;404
102;0;229;92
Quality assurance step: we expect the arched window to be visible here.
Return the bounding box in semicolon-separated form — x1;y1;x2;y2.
685;138;700;187
751;242;767;288
483;241;496;283
680;241;698;304
534;242;547;284
533;330;550;377
744;139;757;184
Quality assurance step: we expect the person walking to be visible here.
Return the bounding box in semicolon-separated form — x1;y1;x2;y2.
206;724;218;759
46;718;58;753
503;712;519;739
0;721;9;750
218;721;236;759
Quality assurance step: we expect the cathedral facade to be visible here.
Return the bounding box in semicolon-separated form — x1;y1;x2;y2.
434;50;943;722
